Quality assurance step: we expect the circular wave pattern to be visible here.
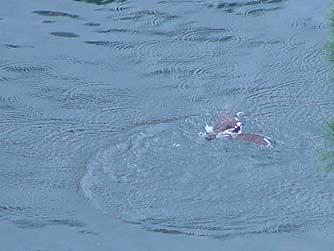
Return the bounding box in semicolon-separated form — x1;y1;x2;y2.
85;40;137;53
179;27;239;44
65;83;140;122
136;39;205;59
0;62;54;84
242;6;282;16
290;17;326;30
27;81;141;126
145;57;239;90
118;9;178;27
81;120;334;237
206;0;286;17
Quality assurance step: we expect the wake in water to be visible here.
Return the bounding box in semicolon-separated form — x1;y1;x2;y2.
81;115;334;239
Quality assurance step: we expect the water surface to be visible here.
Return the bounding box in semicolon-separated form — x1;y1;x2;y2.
1;0;334;249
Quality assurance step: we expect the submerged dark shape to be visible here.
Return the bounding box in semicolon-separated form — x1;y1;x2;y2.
203;113;272;147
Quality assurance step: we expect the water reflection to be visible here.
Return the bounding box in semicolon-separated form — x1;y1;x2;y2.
325;2;334;62
322;119;334;173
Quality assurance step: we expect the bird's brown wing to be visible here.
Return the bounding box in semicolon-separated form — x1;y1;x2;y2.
235;133;272;147
215;113;237;132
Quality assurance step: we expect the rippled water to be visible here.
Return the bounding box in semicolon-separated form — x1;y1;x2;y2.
1;0;334;246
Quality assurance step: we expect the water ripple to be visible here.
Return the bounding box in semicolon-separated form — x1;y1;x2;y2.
290;17;326;30
0;96;24;111
93;1;131;11
242;6;282;16
178;27;241;46
84;40;137;52
137;38;207;60
1;62;53;74
118;10;178;27
0;62;54;84
81;119;334;238
63;82;139;111
206;0;286;15
1;0;332;242
145;58;240;90
296;45;327;74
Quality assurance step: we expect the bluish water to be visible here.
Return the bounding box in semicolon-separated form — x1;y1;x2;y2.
1;0;334;249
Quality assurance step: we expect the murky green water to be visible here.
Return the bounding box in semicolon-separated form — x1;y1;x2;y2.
1;0;334;249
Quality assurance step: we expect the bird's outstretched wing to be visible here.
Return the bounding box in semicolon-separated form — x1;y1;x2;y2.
234;133;272;147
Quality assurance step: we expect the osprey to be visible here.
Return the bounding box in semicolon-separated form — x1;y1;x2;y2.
202;113;272;147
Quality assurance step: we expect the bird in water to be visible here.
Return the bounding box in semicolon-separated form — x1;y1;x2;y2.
201;113;272;147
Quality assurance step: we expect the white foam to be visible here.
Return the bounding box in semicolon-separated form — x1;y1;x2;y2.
205;125;214;133
263;137;273;148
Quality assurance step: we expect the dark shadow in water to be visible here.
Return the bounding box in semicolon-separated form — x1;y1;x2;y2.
13;218;86;229
42;20;57;24
73;0;126;5
77;229;99;235
0;205;31;214
143;222;304;239
83;22;101;26
206;0;286;15
210;0;285;8
84;40;136;52
50;32;80;38
95;28;131;33
32;10;80;19
4;44;24;49
148;228;196;236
